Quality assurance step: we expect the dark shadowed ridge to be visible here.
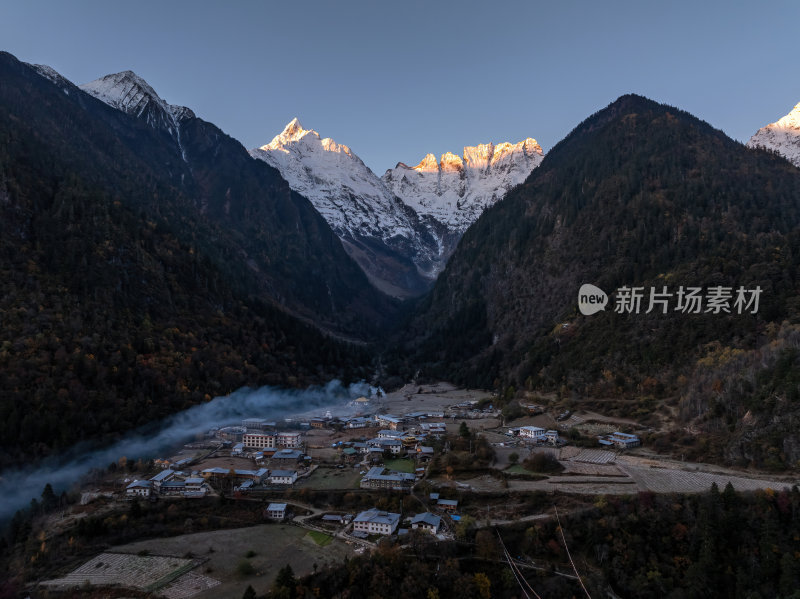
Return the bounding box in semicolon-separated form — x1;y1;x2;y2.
389;93;800;466
0;51;393;467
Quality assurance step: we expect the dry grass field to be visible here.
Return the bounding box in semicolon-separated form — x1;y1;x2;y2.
295;466;362;490
111;523;355;598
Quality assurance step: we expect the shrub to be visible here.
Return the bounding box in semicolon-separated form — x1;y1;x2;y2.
236;559;255;577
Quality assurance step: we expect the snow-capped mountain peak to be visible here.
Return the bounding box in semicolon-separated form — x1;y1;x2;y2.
775;102;800;129
250;119;456;295
80;71;160;114
747;102;800;168
265;117;311;147
415;153;440;172
260;118;361;164
250;120;438;294
250;120;546;296
79;71;194;143
382;136;544;232
440;152;464;172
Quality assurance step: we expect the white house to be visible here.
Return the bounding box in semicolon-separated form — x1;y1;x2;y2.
126;480;152;498
266;503;288;520
367;438;404;455
353;509;400;535
352;442;369;454
411;512;442;534
277;432;302;448
518;426;546;441
243;432;276;449
270;470;298;485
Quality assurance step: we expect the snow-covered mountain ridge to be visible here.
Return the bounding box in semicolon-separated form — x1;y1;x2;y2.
250;119;544;296
250;119;418;243
79;71;194;153
382;138;543;233
747;102;800;168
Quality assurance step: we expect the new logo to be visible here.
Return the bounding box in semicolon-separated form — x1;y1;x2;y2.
578;283;608;315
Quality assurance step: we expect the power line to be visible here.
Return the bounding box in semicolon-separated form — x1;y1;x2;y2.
554;505;592;599
496;528;542;599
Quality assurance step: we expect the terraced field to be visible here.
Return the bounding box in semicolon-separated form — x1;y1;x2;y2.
619;465;795;493
40;552;217;597
110;523;354;598
571;449;616;464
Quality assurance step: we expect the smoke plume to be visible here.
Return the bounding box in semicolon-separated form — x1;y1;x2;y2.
0;380;377;522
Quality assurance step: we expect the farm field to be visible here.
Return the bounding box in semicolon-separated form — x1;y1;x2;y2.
295;466;362;490
435;459;795;497
379;382;493;415
40;552;217;597
111;523;355;598
619;464;795;493
383;458;415;473
306;530;334;547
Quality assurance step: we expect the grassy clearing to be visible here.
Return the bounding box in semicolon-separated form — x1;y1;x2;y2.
296;467;361;490
504;464;531;475
383;458;415;473
306;530;333;547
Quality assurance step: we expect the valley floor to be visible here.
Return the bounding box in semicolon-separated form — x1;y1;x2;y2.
23;381;800;598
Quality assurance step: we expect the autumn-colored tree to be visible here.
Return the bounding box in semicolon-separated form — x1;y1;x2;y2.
473;572;491;599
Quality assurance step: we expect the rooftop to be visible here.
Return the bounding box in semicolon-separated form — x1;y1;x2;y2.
150;469;175;482
411;512;441;528
270;469;297;477
126;480;151;489
354;509;400;527
273;449;303;458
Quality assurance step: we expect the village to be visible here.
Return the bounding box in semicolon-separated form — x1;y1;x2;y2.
118;390;644;518
39;383;797;598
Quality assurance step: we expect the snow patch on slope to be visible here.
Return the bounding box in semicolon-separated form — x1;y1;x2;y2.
27;63;75;90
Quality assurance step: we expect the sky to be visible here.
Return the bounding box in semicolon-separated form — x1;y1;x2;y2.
1;0;798;174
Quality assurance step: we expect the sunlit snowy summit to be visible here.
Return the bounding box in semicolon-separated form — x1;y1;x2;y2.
251;119;543;295
747;102;800;168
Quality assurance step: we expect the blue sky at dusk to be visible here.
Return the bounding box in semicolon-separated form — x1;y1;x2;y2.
2;0;798;174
